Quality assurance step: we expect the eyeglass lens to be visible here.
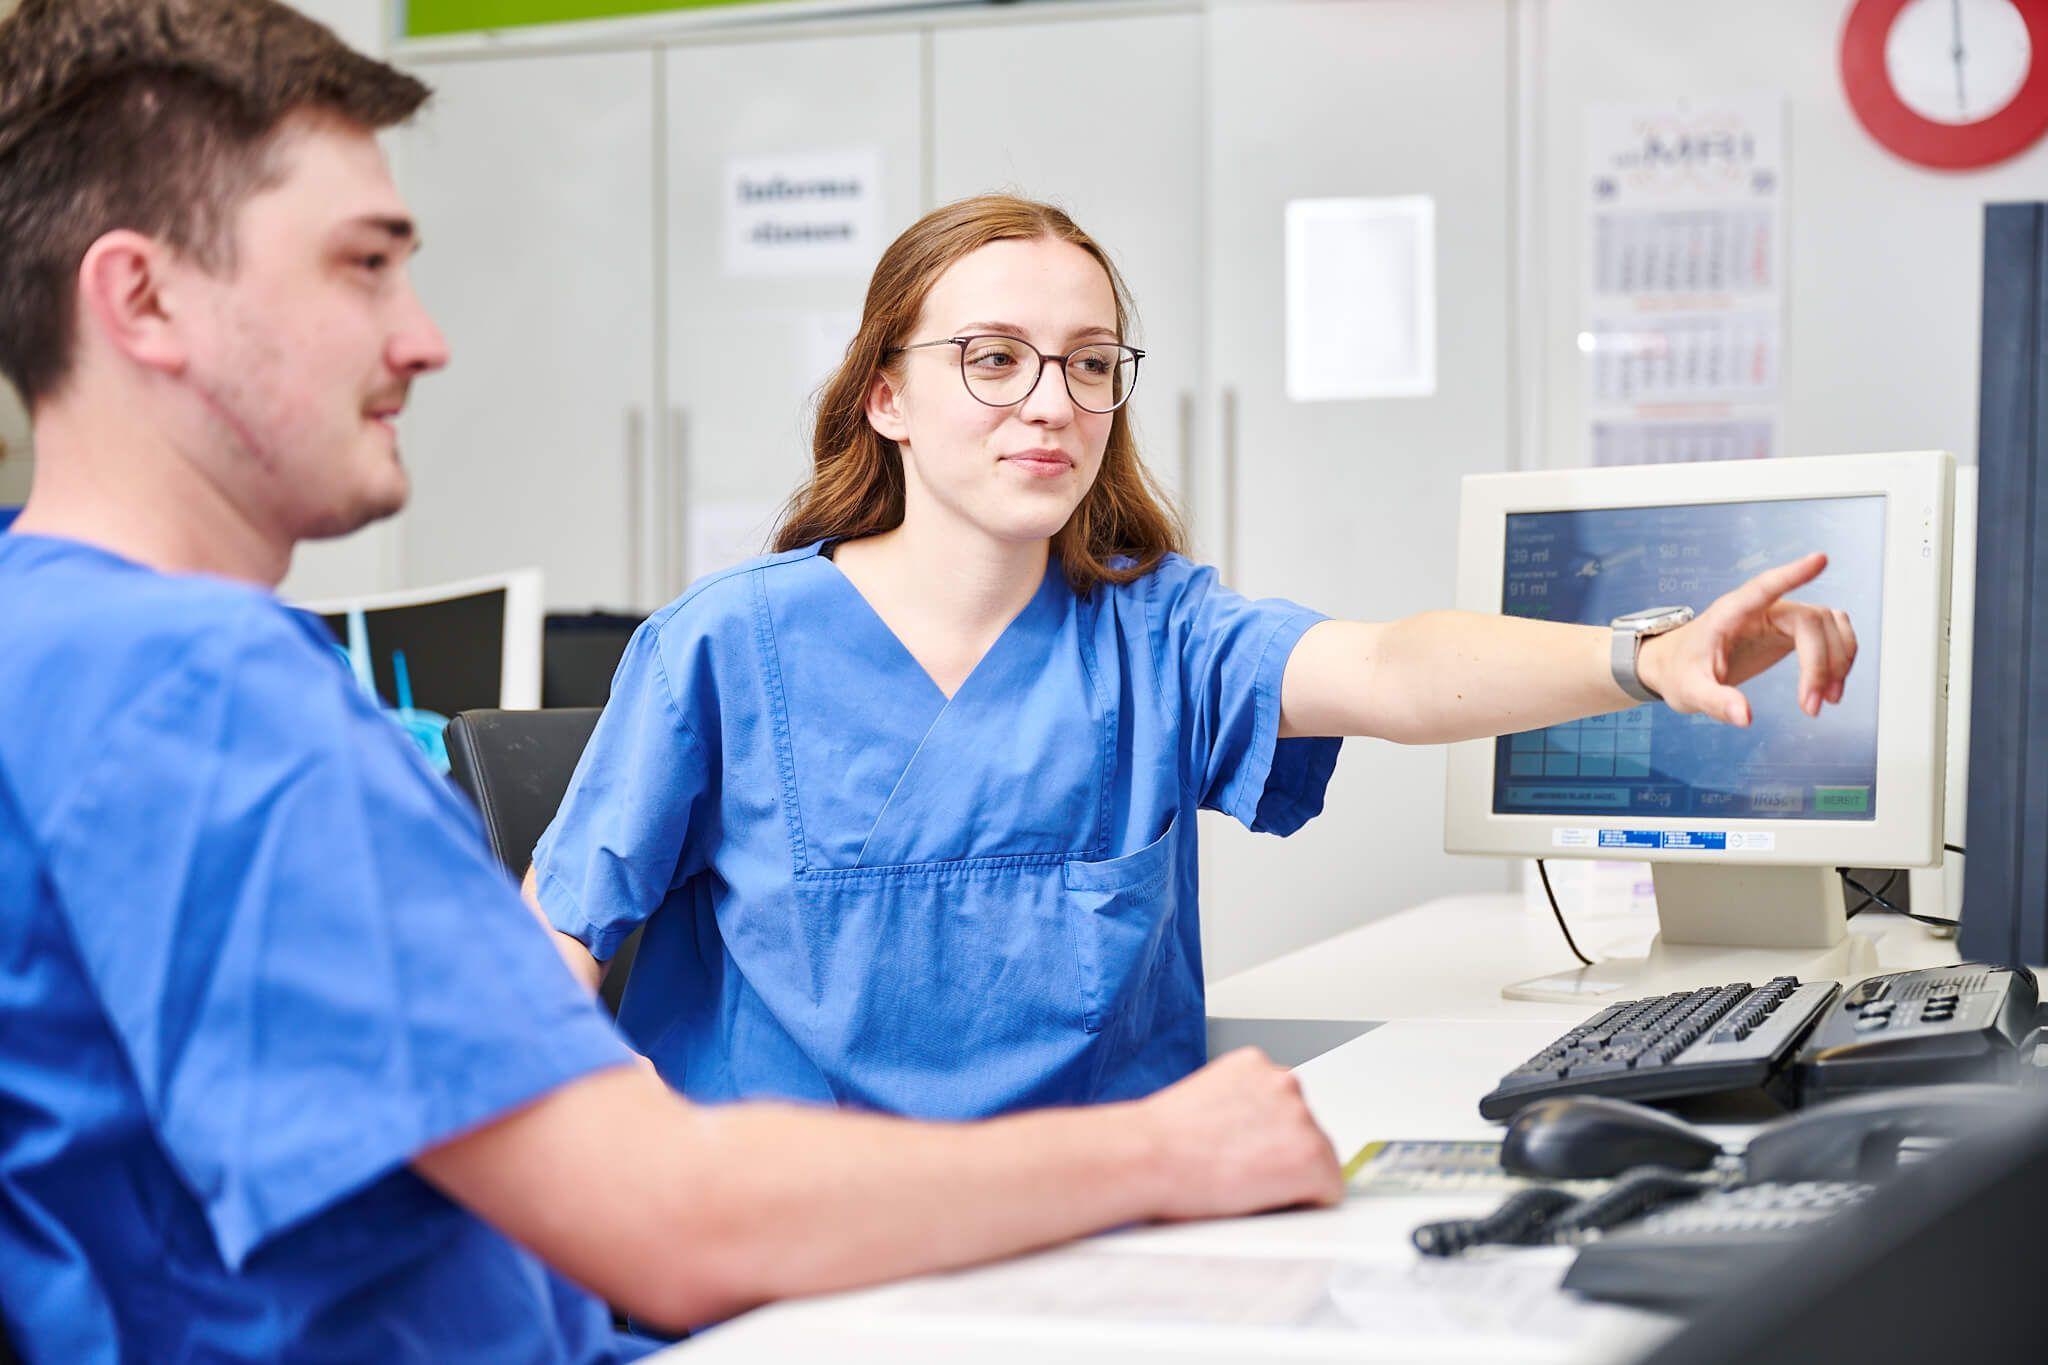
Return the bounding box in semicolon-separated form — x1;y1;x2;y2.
958;336;1139;413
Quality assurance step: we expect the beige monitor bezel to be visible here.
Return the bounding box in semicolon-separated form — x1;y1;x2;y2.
1444;451;1954;871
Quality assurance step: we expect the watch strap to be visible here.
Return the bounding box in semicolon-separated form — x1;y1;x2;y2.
1611;626;1661;704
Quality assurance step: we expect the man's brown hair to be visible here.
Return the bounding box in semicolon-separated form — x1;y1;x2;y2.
0;0;429;406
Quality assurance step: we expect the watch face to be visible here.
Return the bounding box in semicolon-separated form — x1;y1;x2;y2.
1614;606;1692;629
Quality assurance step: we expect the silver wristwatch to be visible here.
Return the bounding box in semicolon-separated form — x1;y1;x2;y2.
1609;606;1694;703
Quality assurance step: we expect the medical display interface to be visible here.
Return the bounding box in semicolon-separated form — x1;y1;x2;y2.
1495;495;1884;822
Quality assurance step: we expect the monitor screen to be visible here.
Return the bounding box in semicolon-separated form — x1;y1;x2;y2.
1493;494;1886;824
317;590;508;725
304;573;543;774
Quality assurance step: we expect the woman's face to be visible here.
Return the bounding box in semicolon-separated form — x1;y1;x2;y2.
868;236;1121;550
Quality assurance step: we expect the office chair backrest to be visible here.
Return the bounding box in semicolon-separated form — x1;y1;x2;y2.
445;708;641;1013
445;708;601;873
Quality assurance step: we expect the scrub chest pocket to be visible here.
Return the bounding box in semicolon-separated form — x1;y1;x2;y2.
1064;813;1183;1034
776;820;1185;1115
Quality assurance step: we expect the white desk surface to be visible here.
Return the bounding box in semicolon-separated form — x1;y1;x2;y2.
658;1021;1676;1363
1207;892;1963;1028
653;893;1963;1361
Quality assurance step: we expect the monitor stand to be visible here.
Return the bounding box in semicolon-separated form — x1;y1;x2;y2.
1503;863;1879;1004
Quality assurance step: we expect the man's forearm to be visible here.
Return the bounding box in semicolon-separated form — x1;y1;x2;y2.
416;1051;1337;1332
670;1097;1164;1315
417;1068;1163;1329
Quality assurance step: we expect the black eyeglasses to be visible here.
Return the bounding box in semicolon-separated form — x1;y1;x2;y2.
890;334;1145;414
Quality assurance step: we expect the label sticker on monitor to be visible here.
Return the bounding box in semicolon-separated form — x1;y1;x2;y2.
1565;828;1778;852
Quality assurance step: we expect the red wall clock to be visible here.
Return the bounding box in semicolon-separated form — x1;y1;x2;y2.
1841;0;2048;169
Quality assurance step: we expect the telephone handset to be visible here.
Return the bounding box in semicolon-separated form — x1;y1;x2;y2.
1743;1083;2026;1182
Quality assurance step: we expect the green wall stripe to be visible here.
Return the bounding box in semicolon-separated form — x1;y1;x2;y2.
403;0;799;38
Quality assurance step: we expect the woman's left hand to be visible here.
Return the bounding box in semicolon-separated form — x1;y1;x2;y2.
1635;552;1857;728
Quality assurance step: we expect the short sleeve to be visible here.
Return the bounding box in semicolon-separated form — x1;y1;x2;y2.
1162;559;1343;835
533;621;711;961
37;606;633;1269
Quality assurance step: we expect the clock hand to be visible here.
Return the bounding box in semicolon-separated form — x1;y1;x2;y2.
1951;0;1968;116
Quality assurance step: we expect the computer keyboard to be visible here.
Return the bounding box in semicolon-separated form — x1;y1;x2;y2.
1478;976;1841;1121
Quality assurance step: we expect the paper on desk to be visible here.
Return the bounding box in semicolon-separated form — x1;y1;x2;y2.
1344;1140;1605;1198
852;1244;1668;1351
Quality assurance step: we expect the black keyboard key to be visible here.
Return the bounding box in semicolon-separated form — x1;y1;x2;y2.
1571;1058;1636;1079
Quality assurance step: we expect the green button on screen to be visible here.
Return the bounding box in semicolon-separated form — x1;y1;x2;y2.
1813;786;1871;813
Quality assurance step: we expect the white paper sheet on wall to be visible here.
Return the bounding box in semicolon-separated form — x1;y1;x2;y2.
724;148;884;279
1284;196;1436;402
1582;95;1784;465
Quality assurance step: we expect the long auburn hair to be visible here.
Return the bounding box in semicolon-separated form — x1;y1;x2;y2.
772;194;1186;593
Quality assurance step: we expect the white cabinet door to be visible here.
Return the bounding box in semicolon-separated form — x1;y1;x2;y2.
930;11;1205;534
394;50;658;611
661;33;924;596
1202;0;1517;978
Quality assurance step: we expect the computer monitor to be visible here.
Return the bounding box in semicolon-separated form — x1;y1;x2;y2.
541;610;644;708
1958;201;2048;969
1905;464;1974;927
299;570;543;773
1445;451;1955;1001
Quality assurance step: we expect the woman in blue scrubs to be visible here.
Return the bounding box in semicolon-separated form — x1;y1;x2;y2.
531;195;1858;1119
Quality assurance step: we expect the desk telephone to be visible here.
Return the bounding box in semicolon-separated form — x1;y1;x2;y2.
1429;963;2046;1307
1417;1085;2038;1307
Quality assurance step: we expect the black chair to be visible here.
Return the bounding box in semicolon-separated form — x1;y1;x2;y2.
445;708;640;1014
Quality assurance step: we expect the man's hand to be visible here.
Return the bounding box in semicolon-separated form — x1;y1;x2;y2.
1637;552;1858;727
1135;1047;1344;1221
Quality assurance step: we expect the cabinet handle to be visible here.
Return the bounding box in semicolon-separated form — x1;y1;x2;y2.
1220;387;1239;586
669;406;690;599
625;407;645;609
1177;389;1197;531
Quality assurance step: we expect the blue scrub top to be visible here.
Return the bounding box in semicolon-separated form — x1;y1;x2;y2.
0;535;649;1364
536;545;1341;1118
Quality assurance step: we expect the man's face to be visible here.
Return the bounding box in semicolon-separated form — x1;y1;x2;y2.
176;114;447;540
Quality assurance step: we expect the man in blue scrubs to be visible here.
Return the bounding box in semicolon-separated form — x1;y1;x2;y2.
0;3;1341;1360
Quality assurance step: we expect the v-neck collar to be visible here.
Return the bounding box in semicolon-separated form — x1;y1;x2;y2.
766;542;1107;871
810;539;1062;706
